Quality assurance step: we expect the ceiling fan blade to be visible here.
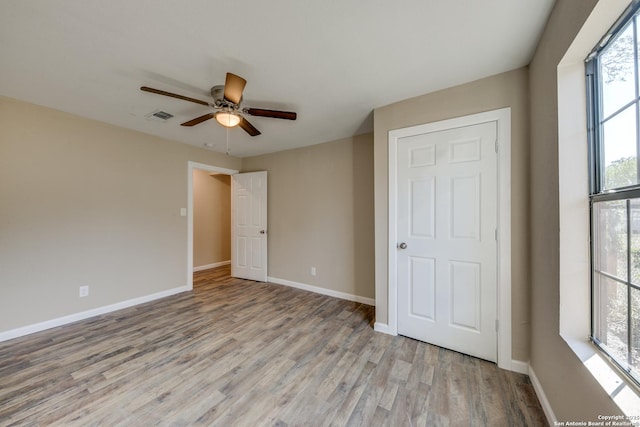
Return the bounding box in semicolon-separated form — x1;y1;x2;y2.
244;108;297;120
223;73;247;105
181;113;214;127
141;86;210;106
238;117;261;136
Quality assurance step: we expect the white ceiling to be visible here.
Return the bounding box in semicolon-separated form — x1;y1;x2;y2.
0;1;555;158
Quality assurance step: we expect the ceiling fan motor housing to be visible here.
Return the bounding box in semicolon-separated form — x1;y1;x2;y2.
211;85;240;108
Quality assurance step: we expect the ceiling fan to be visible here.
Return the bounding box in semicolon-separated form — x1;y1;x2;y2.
140;72;296;136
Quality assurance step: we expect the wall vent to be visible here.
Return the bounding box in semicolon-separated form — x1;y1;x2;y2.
145;110;174;122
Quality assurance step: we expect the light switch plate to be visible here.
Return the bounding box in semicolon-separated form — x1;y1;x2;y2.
180;208;187;217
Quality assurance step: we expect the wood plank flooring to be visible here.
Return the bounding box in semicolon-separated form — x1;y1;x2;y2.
0;266;547;426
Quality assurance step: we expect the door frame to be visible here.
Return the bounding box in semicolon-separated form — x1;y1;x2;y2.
187;161;239;291
387;108;512;370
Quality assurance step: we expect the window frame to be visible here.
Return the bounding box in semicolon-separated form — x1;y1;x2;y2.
587;0;640;388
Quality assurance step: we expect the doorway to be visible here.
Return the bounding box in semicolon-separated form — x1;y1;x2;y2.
395;120;497;362
187;162;238;290
192;170;232;272
387;108;513;368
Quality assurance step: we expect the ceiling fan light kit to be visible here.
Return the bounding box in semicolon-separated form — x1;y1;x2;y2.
214;111;241;128
140;72;297;137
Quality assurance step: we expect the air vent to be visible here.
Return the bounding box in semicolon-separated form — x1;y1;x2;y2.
145;110;174;122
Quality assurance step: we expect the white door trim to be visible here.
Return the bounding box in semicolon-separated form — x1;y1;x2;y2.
387;108;512;370
187;161;239;291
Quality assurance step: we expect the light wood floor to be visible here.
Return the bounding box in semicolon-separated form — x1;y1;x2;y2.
0;266;546;426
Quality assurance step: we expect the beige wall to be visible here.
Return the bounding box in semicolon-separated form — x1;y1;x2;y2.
193;170;231;268
242;134;375;299
529;0;622;420
0;96;241;333
373;68;530;361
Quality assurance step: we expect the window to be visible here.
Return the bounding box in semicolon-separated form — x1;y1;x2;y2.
587;1;640;386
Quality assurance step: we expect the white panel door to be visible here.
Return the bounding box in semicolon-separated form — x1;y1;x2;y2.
231;171;267;282
396;122;498;362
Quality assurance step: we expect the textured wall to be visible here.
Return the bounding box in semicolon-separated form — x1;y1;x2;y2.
0;96;241;332
528;0;623;420
242;134;375;300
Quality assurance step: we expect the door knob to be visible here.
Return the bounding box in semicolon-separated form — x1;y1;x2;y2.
260;230;266;234
398;242;407;249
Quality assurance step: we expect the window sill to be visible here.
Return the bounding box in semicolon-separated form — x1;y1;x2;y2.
562;334;640;419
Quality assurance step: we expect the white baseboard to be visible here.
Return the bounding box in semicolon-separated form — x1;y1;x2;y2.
374;322;394;335
529;364;557;426
193;260;230;272
267;276;375;306
510;359;530;375
0;285;190;343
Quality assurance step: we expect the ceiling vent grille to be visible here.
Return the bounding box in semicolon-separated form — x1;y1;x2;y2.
145;110;174;122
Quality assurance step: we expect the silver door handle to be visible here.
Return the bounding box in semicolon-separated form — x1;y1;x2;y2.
260;230;266;234
398;242;407;249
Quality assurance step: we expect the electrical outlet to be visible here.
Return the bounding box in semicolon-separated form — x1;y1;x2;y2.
79;286;89;298
311;267;316;276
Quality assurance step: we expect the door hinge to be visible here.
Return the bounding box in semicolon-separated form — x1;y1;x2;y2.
495;319;499;332
495;228;498;241
495;139;499;153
